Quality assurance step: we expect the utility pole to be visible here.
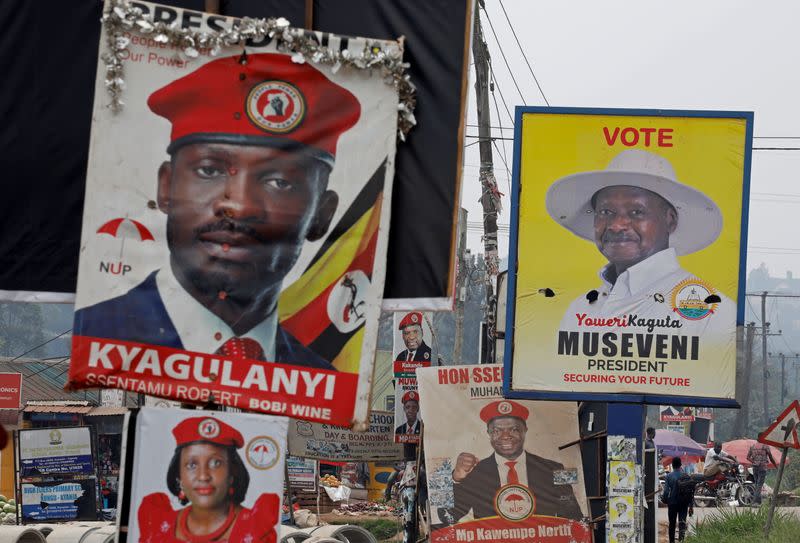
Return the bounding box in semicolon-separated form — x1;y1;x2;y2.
768;352;800;406
761;291;769;426
779;352;786;406
746;291;800;420
472;1;501;364
453;209;468;365
734;322;756;437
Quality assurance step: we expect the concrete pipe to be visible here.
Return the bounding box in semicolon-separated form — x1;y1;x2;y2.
300;524;378;543
17;527;51;537
81;526;117;543
43;525;101;543
0;526;47;543
278;524;311;543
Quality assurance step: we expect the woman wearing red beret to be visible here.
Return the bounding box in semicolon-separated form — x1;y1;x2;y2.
137;416;279;543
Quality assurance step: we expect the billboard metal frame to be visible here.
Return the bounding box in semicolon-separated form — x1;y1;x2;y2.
502;106;753;407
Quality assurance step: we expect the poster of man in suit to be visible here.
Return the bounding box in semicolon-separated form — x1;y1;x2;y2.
416;365;591;543
393;311;435;367
67;1;402;427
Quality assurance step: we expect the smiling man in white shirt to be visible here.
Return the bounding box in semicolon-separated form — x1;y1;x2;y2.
548;150;734;359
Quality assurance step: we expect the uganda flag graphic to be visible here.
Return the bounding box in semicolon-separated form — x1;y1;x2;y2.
278;160;387;374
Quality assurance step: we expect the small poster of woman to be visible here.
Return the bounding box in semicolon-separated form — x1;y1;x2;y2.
125;407;287;542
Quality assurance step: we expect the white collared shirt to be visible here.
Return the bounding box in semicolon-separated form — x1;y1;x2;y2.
494;452;528;487
559;248;735;339
404;420;419;433
156;267;277;359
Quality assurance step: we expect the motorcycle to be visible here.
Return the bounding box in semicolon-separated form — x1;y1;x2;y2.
693;459;756;507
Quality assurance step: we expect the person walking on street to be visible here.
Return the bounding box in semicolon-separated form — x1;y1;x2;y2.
747;441;776;505
662;457;691;542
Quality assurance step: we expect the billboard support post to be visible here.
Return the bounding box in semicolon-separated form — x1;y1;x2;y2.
608;405;646;465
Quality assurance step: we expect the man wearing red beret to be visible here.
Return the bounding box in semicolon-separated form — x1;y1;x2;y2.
395;312;432;363
451;400;583;521
76;53;361;370
395;390;421;439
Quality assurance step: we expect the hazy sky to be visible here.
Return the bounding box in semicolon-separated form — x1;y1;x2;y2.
463;0;800;278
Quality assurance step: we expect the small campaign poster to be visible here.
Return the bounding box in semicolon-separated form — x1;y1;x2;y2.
392;311;436;374
505;108;753;404
287;456;317;492
287;411;404;461
123;407;287;542
68;1;403;426
21;479;99;523
660;405;696;422
19;427;94;478
608;495;636;543
608;436;637;463
394;378;421;444
417;365;591;543
608;461;636;496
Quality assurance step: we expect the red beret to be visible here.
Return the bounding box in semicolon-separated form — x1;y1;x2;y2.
172;416;244;449
401;390;419;404
480;400;529;423
398;312;423;330
148;53;360;167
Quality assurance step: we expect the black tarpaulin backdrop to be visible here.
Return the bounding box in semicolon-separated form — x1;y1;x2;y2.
0;0;469;302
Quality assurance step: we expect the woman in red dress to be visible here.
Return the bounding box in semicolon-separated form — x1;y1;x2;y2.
137;416;279;542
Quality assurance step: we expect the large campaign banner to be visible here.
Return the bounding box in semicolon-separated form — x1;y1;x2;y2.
417;365;591;543
19;427;94;478
123;407;287;542
287;411;404;461
68;1;401;426
505;108;753;405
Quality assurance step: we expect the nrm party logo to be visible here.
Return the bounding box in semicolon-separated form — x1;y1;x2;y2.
670;278;719;320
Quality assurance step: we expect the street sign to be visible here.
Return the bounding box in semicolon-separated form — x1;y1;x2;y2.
0;373;22;409
759;400;800;449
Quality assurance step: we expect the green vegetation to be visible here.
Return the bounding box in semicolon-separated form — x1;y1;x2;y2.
685;507;800;543
328;518;401;541
766;449;800;492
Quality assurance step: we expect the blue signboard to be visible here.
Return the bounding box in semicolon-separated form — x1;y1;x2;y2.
21;480;97;522
19;427;94;477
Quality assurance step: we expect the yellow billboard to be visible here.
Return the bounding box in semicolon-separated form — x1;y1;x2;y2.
505;108;753;405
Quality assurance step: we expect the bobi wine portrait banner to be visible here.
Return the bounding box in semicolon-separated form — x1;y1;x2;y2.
504;108;753;405
68;1;401;426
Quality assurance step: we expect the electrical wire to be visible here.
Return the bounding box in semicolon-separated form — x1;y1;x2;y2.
487;61;515;126
465;134;514;141
491;140;512;194
7;329;71;363
746;296;760;324
490;71;513;193
497;0;549;106
479;5;527;105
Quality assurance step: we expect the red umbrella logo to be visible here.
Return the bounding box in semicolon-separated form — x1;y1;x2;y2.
504;493;526;512
97;218;154;259
97;218;154;241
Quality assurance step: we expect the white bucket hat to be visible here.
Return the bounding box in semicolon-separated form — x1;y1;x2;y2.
545;149;722;255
